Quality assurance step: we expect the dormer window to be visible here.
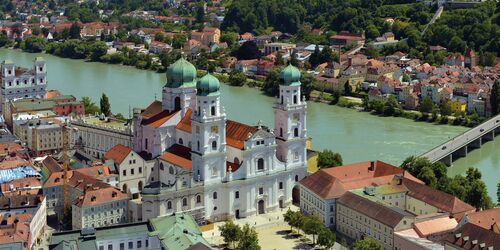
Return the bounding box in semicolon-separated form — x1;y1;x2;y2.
91;196;96;202
112;192;117;198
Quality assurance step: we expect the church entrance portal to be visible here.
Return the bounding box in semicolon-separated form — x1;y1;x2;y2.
292;186;300;205
258;200;265;214
235;209;240;219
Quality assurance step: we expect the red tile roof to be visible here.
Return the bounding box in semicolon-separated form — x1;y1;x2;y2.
140;100;163;119
464;208;500;230
74;186;127;207
445;223;500;250
159;144;192;170
103;144;133;166
176;108;193;133
41;156;62;173
142;110;179;128
0;213;32;249
226;120;257;150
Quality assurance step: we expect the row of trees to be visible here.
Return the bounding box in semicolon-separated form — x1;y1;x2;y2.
219;221;261;250
401;156;493;210
283;210;336;249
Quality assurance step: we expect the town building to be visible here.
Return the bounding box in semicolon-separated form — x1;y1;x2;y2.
329;31;365;47
190;27;220;46
103;144;155;197
0;57;47;110
264;42;296;55
70;115;133;159
132;58;307;222
13;117;65;156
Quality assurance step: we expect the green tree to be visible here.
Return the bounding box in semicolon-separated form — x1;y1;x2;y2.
69;22;81;39
365;43;379;59
341;237;348;248
419;96;434;113
302;215;323;245
229;70;247;86
90;41;108;61
300;73;315;100
308;45;321;68
275;53;285;66
172;33;187;49
318;149;343;168
344;81;352;95
154;32;164;42
417;166;438;188
81;96;99;114
402;74;411;82
100;93;111;116
383;95;400;116
236;224;260;250
290;51;299;67
262;69;281;96
352;238;382;250
490;80;499;115
236;41;261;60
317;229;335;249
467;179;493;210
440;100;452;117
220;32;238;47
219;220;241;249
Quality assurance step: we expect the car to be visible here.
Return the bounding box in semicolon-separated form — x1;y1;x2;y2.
480;128;484;132
442;146;447;150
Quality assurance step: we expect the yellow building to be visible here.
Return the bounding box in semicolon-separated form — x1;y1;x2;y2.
450;100;467;114
306;138;319;173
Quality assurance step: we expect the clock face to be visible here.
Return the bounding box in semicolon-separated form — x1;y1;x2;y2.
211;125;218;134
293;113;300;121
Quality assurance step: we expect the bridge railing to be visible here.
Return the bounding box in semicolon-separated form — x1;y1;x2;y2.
421;114;500;162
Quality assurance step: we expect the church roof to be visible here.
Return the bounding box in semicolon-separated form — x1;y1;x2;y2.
176;108;192;133
140;100;163;119
159;144;192;170
281;64;301;86
166;58;197;88
226;120;257;150
142;110;179;128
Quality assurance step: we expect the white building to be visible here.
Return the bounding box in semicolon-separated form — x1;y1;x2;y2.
70;115;133;159
132;58;308;222
0;57;47;110
13;117;64;156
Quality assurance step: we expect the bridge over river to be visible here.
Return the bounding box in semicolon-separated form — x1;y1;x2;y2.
422;114;500;165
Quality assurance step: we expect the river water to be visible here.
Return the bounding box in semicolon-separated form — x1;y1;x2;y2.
1;48;498;199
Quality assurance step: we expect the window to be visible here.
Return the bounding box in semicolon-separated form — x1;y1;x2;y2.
167;201;172;209
280;128;283;137
212;141;217;150
259;187;264;195
122;170;126;176
160;163;164;170
211;166;217;177
99;246;104;250
213;192;218;199
169;166;174;174
196;195;201;203
294;151;299;161
108;245;113;250
179;138;183;145
120;243;124;250
257;158;264;171
144;138;148;150
137;241;141;248
139;167;142;174
294;128;299;137
197;141;200;151
330;205;334;212
295;175;299;182
128;242;133;249
234;157;240;165
211;106;216;116
131;169;134;175
279;182;283;189
235;191;239;199
183;198;187;206
293;95;297;104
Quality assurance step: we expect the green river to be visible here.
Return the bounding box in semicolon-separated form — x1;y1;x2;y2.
1;49;498;199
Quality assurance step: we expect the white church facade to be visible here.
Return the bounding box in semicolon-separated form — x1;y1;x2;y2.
132;58;308;222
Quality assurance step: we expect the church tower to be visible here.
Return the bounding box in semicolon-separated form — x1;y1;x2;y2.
273;64;307;164
191;73;227;184
162;57;197;117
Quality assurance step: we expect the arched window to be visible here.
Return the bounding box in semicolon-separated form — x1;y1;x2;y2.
160;163;164;170
281;95;283;104
280;128;283;137
294;128;299;137
174;97;181;110
179;138;183;145
122;184;128;193
213;192;218;199
182;198;187;206
257;158;264;171
138;181;143;191
197;141;200;151
211;106;216;116
196;195;201;203
293;95;297;104
212;141;217;150
234;157;240;165
167;201;172;209
295;175;299;182
169;166;174;175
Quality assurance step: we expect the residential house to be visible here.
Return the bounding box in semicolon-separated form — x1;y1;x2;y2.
329;31;365;47
234;60;258;75
148;41;172;54
190;27;220;46
444;53;465;67
264;43;296;55
256;60;275;76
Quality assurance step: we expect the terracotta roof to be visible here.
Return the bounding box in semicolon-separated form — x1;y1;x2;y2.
74;164;113;179
0;213;32;249
159;144;192;170
0;177;42;196
143;109;179;128
226;120;257;150
338;192;407;228
465;208;500;230
299;161;421;199
0;194;44;209
74;186;127;207
0;143;22;156
413;216;457;237
41;156;62;173
176;108;192;133
43;170;108;192
140;100;163;119
445;223;500;250
103;144;133;166
403;178;474;216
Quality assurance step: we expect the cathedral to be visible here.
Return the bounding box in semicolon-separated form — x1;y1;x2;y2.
132;58;307;222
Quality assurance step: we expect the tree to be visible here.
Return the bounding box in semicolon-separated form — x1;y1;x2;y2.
283;209;296;232
302;215;323;245
262;69;281;96
383;95;400;116
402;74;411;83
365;44;379;59
491;80;499;115
172;33;187;49
317;229;335;249
100;93;111;116
82;96;99;114
440;100;452;117
344;81;352;95
309;45;321;68
352;238;382;250
320;45;336;63
219;220;241;249
275;53;284;66
318;149;343;168
236;224;260;250
235;41;260;60
419;96;434;113
220;32;238;47
290;51;299;67
90;41;108;61
69;22;81;39
466;178;493;210
229;71;247;86
300;73;315;100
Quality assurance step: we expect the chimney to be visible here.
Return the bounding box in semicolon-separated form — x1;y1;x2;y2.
368;161;375;171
